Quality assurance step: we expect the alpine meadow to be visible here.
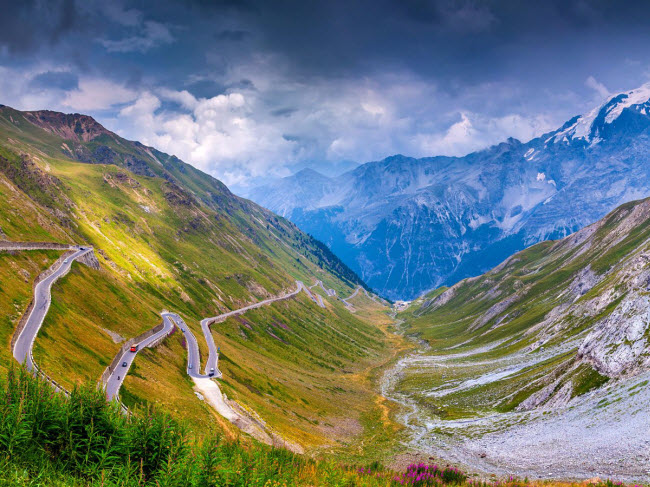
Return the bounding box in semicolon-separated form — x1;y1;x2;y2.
1;1;650;486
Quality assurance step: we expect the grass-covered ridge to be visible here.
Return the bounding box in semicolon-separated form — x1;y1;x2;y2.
0;104;398;453
406;198;650;352
383;197;650;480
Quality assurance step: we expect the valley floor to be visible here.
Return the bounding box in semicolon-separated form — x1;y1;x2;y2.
383;343;650;483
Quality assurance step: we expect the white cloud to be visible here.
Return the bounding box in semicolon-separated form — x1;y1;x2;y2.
586;76;610;99
416;112;476;155
0;60;568;190
0;66;137;112
63;78;137;111
115;90;297;186
157;88;198;110
413;111;554;157
110;71;560;188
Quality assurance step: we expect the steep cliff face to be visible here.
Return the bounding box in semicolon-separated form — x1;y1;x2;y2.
251;83;650;300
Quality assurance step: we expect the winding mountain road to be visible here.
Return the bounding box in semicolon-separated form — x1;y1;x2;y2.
200;280;313;374
8;241;352;440
13;247;92;371
9;243;362;440
105;280;317;400
166;312;216;378
297;281;325;308
104;314;176;400
311;280;336;297
341;286;361;307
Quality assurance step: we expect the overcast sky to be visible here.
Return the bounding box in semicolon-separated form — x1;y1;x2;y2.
2;0;650;191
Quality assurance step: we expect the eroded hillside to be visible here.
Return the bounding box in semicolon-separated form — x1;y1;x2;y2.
389;197;650;480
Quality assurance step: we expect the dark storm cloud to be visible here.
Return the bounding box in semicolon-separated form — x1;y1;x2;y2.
29;71;79;91
3;0;650;189
272;108;298;117
228;0;650;80
227;79;256;91
215;30;250;41
117;0;646;101
0;0;86;53
3;0;650;89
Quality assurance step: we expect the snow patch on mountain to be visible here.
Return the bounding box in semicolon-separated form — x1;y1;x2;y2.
553;82;650;143
250;82;650;299
604;83;650;123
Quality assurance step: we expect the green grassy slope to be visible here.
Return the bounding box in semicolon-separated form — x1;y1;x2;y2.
0;105;398;451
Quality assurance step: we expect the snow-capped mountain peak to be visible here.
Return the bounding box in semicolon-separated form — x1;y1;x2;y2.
250;82;650;300
552;82;650;144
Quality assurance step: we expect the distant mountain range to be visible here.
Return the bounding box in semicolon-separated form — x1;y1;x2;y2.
249;83;650;300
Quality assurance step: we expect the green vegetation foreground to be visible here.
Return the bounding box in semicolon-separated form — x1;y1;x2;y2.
0;369;646;487
0;367;330;486
0;367;455;486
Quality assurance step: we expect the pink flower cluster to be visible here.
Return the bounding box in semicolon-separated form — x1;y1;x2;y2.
357;462;467;486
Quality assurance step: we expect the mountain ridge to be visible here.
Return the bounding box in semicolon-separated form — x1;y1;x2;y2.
249;82;650;300
0;102;395;453
387;194;650;480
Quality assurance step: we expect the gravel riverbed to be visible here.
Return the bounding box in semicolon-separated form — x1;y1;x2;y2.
382;350;650;483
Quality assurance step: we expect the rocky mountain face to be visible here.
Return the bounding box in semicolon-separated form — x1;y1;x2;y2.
22;110;112;142
250;84;650;300
416;197;650;391
383;197;650;479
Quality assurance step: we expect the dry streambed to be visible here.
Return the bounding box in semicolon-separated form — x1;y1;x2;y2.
382;341;650;482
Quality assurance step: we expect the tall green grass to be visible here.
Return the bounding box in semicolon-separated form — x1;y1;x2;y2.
0;368;294;485
0;369;644;487
0;368;392;486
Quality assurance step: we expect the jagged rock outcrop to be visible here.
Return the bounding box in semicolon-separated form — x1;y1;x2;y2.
568;266;599;298
23;110;112;142
578;294;650;377
77;250;101;270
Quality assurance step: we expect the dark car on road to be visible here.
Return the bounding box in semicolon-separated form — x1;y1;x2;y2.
122;361;127;367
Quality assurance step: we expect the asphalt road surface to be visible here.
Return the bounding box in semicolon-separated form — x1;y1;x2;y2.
13;248;92;371
341;286;361;307
12;245;335;414
297;281;325;308
105;280;324;402
200;281;307;374
311;280;336;297
165;312;216;379
105;314;175;400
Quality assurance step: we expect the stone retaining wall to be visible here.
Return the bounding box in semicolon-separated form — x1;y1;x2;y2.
0;241;75;251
